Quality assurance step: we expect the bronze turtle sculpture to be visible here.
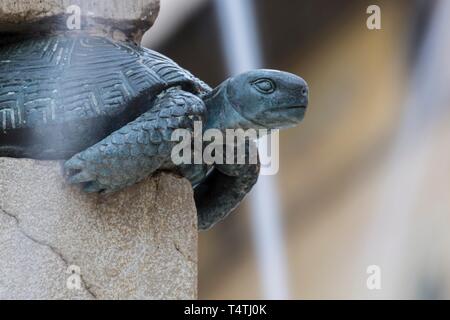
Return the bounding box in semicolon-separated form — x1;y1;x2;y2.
0;35;308;230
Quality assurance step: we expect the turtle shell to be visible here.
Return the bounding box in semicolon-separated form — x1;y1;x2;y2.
0;35;211;158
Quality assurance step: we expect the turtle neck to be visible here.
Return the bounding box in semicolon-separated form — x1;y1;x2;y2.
203;80;265;132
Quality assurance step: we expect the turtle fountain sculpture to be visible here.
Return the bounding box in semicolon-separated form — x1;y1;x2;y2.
0;34;308;230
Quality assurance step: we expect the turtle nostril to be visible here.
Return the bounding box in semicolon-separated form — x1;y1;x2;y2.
301;88;308;97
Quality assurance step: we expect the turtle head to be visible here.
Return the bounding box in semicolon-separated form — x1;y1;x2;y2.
218;69;309;130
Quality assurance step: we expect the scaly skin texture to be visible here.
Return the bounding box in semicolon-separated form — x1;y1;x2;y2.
65;87;205;193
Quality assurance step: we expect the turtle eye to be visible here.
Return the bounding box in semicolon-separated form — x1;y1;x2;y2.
252;79;276;94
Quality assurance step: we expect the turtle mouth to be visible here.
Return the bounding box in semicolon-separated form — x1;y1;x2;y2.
279;105;307;111
263;105;307;127
267;105;307;112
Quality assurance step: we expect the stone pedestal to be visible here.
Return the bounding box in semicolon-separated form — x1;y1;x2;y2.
0;158;197;299
0;0;160;43
0;0;198;300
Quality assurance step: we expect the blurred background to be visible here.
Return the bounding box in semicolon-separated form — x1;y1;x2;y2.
143;0;450;299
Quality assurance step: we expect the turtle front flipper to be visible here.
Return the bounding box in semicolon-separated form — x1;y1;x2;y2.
64;87;206;193
194;141;261;230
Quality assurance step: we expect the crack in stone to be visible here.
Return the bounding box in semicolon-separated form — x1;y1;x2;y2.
154;174;161;199
173;242;196;265
0;207;97;299
0;207;19;224
151;174;161;212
